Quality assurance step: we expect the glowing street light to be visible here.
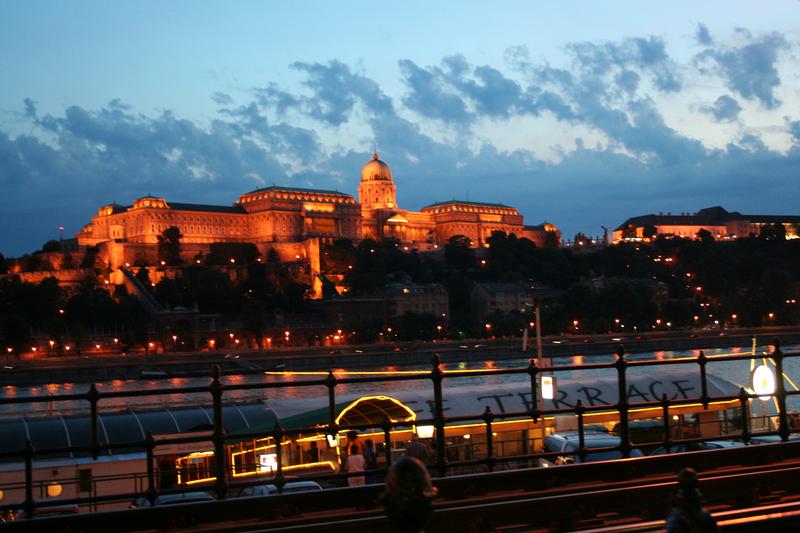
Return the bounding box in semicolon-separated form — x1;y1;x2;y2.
752;364;776;401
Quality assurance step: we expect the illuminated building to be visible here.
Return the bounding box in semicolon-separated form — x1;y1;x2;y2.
613;206;800;243
75;154;559;296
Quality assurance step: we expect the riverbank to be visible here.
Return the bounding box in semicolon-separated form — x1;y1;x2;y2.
2;326;799;386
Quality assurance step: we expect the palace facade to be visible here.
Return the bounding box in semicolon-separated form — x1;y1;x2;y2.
613;206;800;242
77;154;559;271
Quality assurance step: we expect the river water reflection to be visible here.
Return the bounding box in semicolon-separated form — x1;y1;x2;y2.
3;343;799;417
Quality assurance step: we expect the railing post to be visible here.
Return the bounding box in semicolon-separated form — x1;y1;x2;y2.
210;365;228;499
773;338;789;441
326;370;338;449
527;358;540;423
273;422;285;492
739;387;751;443
23;439;35;518
575;400;586;463
698;351;709;410
88;383;100;460
661;394;671;452
482;406;495;472
145;432;157;504
614;345;631;457
381;416;392;470
431;354;447;477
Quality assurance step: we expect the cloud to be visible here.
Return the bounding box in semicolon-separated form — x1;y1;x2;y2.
565;36;682;92
1;26;798;256
702;95;742;122
695;23;713;46
696;31;789;109
788;119;800;145
398;59;471;124
212;92;233;106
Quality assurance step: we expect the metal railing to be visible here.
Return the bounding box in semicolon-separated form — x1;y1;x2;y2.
1;339;798;518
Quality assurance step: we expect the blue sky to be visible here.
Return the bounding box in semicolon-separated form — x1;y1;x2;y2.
1;1;799;256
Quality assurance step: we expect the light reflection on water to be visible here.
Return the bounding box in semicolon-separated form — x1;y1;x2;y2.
2;343;799;417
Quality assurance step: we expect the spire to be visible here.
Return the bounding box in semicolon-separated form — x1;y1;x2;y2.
372;140;379;160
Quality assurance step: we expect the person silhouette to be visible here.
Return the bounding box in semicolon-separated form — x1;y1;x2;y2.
381;456;437;532
666;468;718;532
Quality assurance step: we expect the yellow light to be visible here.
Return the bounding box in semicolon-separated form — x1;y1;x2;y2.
46;483;63;498
186;476;216;485
335;395;417;426
283;461;337;473
416;425;435;439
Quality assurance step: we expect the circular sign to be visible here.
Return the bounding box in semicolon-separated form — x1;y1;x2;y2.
752;364;776;401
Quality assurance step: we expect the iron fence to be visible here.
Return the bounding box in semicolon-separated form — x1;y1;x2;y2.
1;339;798;518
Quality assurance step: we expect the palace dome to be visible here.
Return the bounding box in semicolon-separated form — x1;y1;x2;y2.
360;153;393;182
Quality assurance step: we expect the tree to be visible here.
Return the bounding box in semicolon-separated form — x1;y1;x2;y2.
642;225;658;240
0;253;7;275
543;231;559;249
696;228;713;244
573;232;589;246
241;299;268;349
61;252;76;269
41;240;61;253
444;235;475;271
157;226;183;265
759;223;786;241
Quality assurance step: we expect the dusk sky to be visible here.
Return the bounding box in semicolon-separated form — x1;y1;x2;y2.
2;1;799;256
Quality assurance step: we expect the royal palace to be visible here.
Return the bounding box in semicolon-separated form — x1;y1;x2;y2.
76;154;558;273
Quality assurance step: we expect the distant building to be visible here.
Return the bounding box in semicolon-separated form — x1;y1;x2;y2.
73;154;560;297
383;283;449;318
470;281;560;323
78;154;559;258
613;206;800;242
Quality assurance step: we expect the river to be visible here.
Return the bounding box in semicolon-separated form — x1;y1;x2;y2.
2;342;799;417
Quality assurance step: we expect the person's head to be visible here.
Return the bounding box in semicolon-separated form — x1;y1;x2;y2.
347;430;359;442
350;444;360;455
365;439;374;450
675;468;703;512
381;456;437;532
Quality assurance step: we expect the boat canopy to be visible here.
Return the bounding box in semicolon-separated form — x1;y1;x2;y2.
0;402;277;463
250;370;744;434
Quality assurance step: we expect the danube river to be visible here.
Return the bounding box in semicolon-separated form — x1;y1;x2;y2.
2;341;800;417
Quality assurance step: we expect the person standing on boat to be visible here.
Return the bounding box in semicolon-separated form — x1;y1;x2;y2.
363;439;378;484
345;445;366;486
